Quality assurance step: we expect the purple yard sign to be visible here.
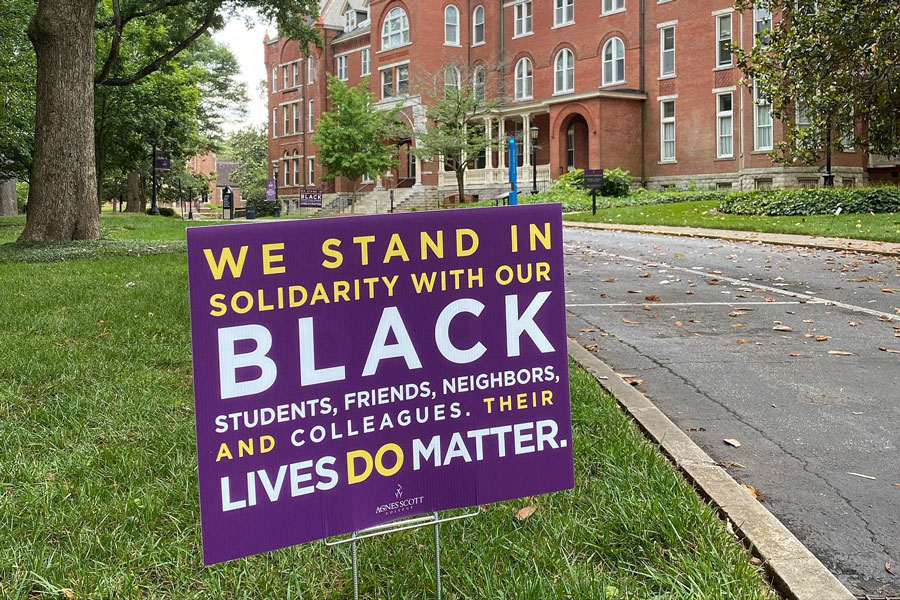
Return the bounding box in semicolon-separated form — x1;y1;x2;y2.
186;204;574;565
266;179;276;201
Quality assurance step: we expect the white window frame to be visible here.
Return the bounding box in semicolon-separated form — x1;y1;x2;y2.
307;58;314;84
272;66;278;92
660;98;676;162
716;13;733;68
336;55;348;81
272;107;278;137
444;5;460;45
361;48;370;76
397;64;409;95
514;57;533;100
381;69;394;98
308;157;315;185
554;48;574;94
308;99;315;132
381;7;410;50
283;152;290;186
473;66;486;100
659;25;675;78
293;102;300;134
753;86;773;151
514;1;532;38
716;92;734;159
602;0;624;16
473;5;485;44
292;62;300;87
283;65;288;89
754;4;772;44
283;103;290;135
293;152;301;186
344;10;356;32
554;0;574;27
602;37;625;85
796;101;812;131
444;66;461;91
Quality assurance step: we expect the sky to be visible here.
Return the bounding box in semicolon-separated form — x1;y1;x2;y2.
213;16;271;132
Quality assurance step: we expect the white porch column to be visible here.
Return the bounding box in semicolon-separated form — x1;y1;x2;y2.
522;114;531;167
483;117;493;169
414;138;423;186
498;118;506;169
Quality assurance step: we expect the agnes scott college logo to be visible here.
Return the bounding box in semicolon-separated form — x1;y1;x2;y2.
376;484;424;517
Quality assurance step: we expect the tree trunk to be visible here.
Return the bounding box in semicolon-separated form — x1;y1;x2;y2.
125;171;142;212
18;0;101;242
457;169;466;205
139;174;147;212
0;179;17;216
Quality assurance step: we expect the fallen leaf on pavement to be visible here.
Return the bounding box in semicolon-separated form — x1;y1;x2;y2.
707;279;721;285
882;288;899;293
643;305;652;311
773;325;793;332
583;344;598;352
880;347;900;354
686;426;706;432
789;352;801;357
877;315;893;322
580;328;597;332
764;297;776;303
803;319;815;323
602;278;616;283
728;311;744;317
847;472;876;480
828;350;854;356
737;339;747;344
732;323;744;328
515;505;537;521
674;321;683;327
815;336;830;342
645;295;661;302
892;482;900;488
685;290;694;295
627;290;642;294
887;561;894;575
724;438;741;447
622;318;638;324
741;483;759;499
639;272;651;278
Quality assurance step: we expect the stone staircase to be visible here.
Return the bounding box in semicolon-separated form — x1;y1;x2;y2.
339;186;437;215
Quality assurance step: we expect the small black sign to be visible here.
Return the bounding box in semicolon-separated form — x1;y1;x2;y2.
222;186;233;210
584;169;604;190
298;188;324;208
154;150;171;172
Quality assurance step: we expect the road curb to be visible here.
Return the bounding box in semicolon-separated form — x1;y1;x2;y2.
562;221;900;257
567;338;856;600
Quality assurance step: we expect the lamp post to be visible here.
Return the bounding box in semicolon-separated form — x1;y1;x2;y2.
530;126;539;195
273;161;281;218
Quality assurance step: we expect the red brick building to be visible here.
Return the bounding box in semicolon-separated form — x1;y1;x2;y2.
265;1;884;210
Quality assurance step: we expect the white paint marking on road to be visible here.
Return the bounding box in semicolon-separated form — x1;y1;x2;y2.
567;301;807;308
587;249;899;322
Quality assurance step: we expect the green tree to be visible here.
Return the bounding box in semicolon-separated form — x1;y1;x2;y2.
19;0;319;242
224;125;273;216
313;75;402;211
0;0;35;183
415;70;498;206
735;0;900;164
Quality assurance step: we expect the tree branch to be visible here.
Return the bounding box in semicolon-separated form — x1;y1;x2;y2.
100;7;217;87
94;0;123;85
94;0;193;29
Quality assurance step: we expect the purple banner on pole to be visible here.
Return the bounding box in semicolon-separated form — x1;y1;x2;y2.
186;205;573;565
266;179;277;201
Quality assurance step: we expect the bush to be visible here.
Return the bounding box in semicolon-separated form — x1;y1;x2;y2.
146;207;177;217
718;187;900;216
245;195;277;218
601;168;632;197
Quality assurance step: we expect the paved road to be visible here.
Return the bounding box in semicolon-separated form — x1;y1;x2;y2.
563;227;900;596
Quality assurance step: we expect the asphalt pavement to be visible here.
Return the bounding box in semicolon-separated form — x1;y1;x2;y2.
563;227;900;596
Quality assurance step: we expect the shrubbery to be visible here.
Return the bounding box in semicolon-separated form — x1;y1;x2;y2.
601;168;632;197
718;187;900;216
146;207;177;217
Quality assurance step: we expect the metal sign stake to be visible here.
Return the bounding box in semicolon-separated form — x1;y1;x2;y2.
327;508;479;599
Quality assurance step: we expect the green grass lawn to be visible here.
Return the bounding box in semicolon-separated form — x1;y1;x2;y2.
566;200;900;243
0;214;775;599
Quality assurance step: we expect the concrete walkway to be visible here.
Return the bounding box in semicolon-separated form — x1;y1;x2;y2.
564;221;900;256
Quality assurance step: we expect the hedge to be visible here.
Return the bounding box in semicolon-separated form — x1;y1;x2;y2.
718;187;900;216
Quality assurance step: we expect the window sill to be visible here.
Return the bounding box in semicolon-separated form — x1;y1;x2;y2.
376;42;412;55
552;89;575;97
751;149;772;155
472;41;486;47
552;21;575;29
514;96;534;102
444;42;462;47
658;160;677;165
600;81;626;89
713;64;733;71
658;74;677;81
715;156;736;161
600;8;626;17
512;32;534;40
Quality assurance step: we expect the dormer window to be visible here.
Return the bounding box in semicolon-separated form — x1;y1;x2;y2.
344;10;357;32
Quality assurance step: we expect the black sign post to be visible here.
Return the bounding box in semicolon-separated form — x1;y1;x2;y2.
222;186;234;220
584;169;604;216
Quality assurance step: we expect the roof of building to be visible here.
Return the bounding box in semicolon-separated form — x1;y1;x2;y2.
216;161;241;188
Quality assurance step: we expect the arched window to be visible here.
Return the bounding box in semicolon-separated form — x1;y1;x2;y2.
554;48;574;94
473;66;486;100
293;150;301;186
444;5;459;45
444;66;460;91
283;152;290;187
602;38;625;85
382;7;410;49
473;6;485;44
515;57;532;100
